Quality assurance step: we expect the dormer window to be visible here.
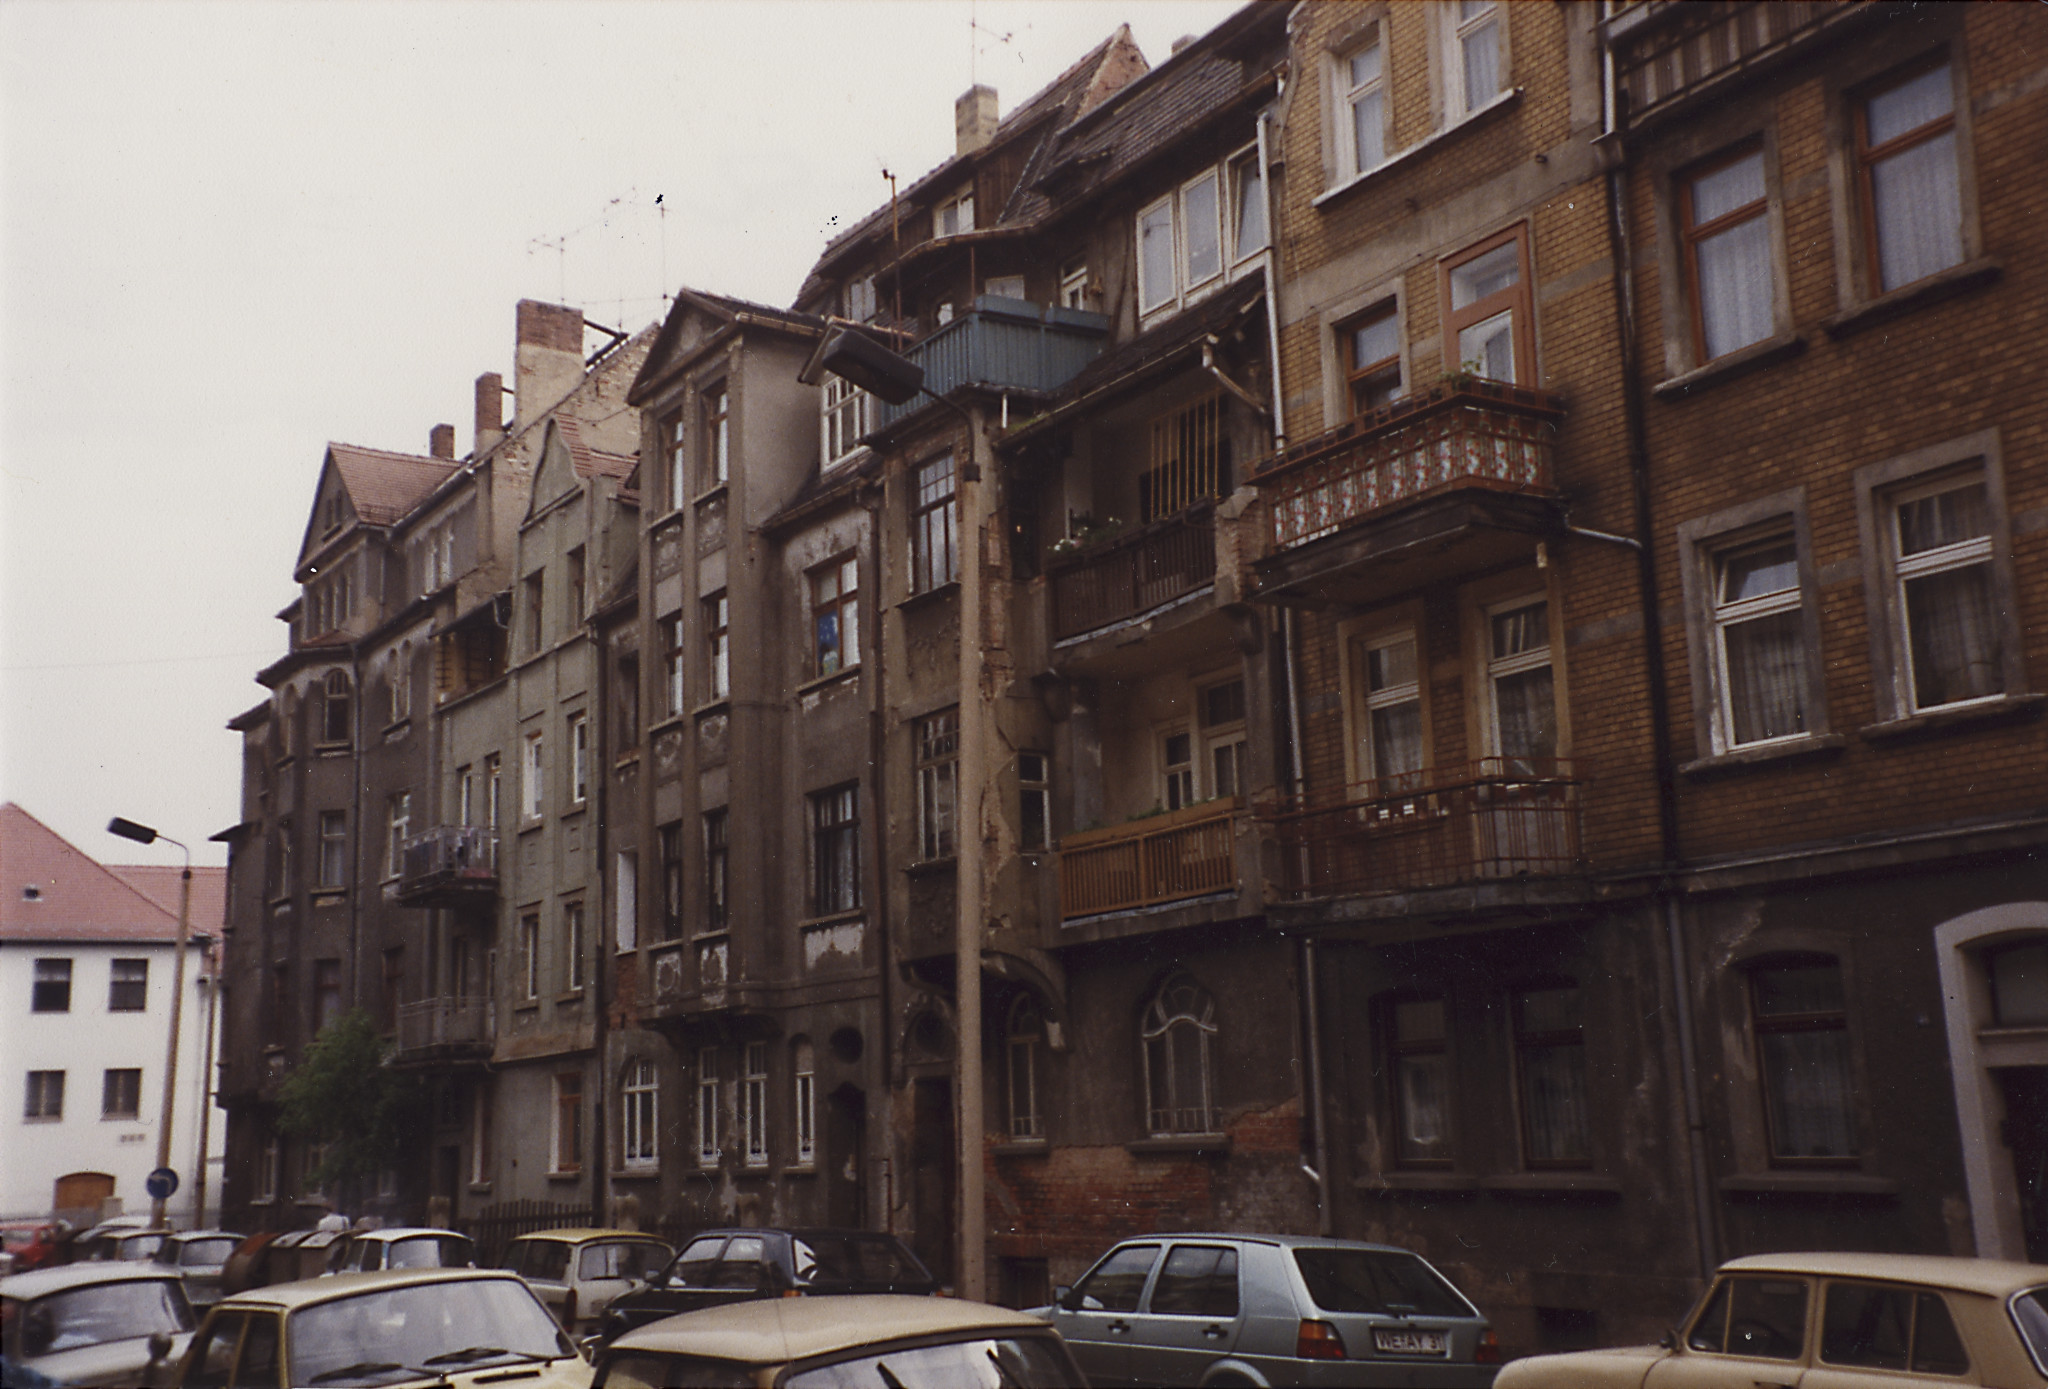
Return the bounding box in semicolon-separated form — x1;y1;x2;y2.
1137;168;1227;322
845;275;877;322
934;190;975;239
1060;259;1089;309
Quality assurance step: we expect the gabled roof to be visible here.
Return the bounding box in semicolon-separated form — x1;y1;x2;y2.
294;442;457;575
108;864;229;932
555;416;637;482
627;288;826;407
0;803;218;944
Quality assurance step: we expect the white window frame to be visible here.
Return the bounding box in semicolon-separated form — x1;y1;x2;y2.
1059;259;1089;309
1008;996;1044;1141
1445;0;1507;122
934;188;975;239
522;914;540;1001
469;1083;492;1186
521;731;545;821
569;713;589;805
385;791;411;879
564;900;586;993
1137;169;1229;324
793;1040;816;1167
621;1059;658;1169
1480;595;1558;765
917;708;959;861
705;592;730;702
1708;535;1807;748
1018;751;1052;853
1334;26;1388;180
696;1047;721;1167
1355;628;1425;786
1142;973;1218;1137
1159;727;1195;811
614;850;638;955
259;1136;281;1202
664;615;686;717
822;373;870;469
1228;145;1268;264
742;1041;769;1168
1199;678;1248;802
318;809;348;889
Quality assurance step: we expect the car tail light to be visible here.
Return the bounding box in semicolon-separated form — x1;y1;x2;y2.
1296;1319;1347;1360
1475;1328;1501;1364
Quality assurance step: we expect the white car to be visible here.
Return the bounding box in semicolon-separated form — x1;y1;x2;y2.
1;1261;196;1387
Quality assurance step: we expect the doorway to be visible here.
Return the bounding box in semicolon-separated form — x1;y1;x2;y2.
1998;1068;2048;1263
54;1171;115;1219
911;1077;955;1288
825;1084;867;1228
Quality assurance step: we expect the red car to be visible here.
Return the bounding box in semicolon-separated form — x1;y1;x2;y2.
0;1222;65;1276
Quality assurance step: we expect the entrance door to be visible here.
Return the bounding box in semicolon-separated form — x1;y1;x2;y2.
911;1077;954;1288
54;1171;116;1218
1997;1067;2048;1263
825;1084;867;1228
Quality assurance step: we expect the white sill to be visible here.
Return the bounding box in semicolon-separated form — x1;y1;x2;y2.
1312;88;1523;210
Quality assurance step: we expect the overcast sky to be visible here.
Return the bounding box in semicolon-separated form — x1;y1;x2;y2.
0;0;1244;865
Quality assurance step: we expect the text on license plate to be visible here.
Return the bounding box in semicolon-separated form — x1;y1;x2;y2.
1373;1328;1446;1355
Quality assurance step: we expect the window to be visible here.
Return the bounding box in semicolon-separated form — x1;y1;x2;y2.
1137;170;1225;318
793;1039;816;1166
917;710;958;861
811;786;861;915
1336;30;1387;178
321;670;351;744
664;615;685;717
566;546;586;623
564;902;586;992
704;592;730;701
385;791;411;878
1141;394;1228;521
845;275;877;322
696;1047;721;1166
1059;259;1089;309
314;958;342;1034
1201;679;1248;800
810;558;859;678
1514;984;1589;1167
910;455;958;593
1484;598;1556;766
1682;146;1774;361
470;1083;493;1186
109;958;148;1013
1688;1276;1809;1360
704;810;729;932
823;373;870;467
1751;957;1859;1162
1018;752;1051;852
1857;61;1963;293
1341;303;1402;415
1388;996;1451;1165
1821;1281;1970;1375
33;957;71;1012
102;1068;142;1120
387;644;411;724
703;384;730;488
1160;731;1194;811
521;915;541;1001
25;1070;63;1120
553;1072;583;1174
1008;995;1044;1140
523;570;545;654
1448;0;1504;118
664;410;687;510
569;713;590;805
934;189;974;238
521;732;545;819
275;819;295;898
379;947;403;1032
1707;532;1810;747
741;1041;768;1167
1885;473;2005;713
1142;973;1216;1136
984;274;1025;300
318;810;347;888
1443;227;1532;384
615;652;640;750
483;753;502;834
1355;630;1424;784
259;1136;280;1202
659;822;683;940
622;1060;658;1169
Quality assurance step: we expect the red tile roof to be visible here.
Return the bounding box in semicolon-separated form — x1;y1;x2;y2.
0;804;219;943
107;864;228;933
555;417;637;482
327;443;459;526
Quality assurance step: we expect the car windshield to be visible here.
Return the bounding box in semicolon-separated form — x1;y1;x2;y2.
180;1238;240;1265
599;1352;758;1388
791;1235;928;1287
386;1235;470;1269
3;1279;192;1359
581;1242;668;1281
1291;1248;1476;1318
117;1233;167;1260
287;1277;565;1386
781;1333;1083;1388
2012;1286;2048;1374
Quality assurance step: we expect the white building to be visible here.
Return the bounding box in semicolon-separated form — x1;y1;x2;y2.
1;803;226;1225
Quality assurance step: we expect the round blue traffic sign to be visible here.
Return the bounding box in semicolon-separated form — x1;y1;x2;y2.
146;1167;179;1200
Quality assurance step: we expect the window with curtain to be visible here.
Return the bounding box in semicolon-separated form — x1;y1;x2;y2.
811;786;861;915
1683;145;1774;360
910;455;958;593
1486;599;1556;768
703;809;729;932
1008;996;1044;1141
1514;984;1590;1167
1750;957;1859;1162
793;1039;816;1166
1340;32;1386;177
1388;996;1451;1165
741;1042;768;1168
1342;303;1401;415
659;822;683;940
916;711;958;861
1890;474;2003;711
1443;227;1531;384
704;592;730;701
622;1061;658;1168
1711;535;1808;747
1857;61;1963;293
1142;973;1217;1136
1450;0;1503;118
1356;630;1423;786
697;1047;721;1167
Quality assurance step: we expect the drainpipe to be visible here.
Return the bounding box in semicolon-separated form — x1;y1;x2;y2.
1258;110;1287;453
860;485;895;1236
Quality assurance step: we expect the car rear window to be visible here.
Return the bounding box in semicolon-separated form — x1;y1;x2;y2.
599;1352;756;1388
510;1240;572;1281
1291;1248;1475;1318
183;1238;239;1265
581;1242;668;1281
782;1333;1083;1388
792;1235;927;1287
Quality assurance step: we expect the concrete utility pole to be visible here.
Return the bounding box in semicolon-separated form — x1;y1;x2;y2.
955;407;988;1302
108;817;192;1231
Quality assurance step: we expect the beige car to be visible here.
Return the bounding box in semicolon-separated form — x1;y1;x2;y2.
1497;1252;2048;1388
497;1229;672;1337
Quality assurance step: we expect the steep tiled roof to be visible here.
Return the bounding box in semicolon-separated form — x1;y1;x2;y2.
555;416;637;482
0;803;195;943
328;443;458;526
108;864;228;933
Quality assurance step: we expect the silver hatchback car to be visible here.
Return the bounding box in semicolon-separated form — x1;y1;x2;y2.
1037;1233;1499;1387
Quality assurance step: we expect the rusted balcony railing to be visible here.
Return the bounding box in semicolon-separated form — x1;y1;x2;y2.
1605;1;1871;132
1255;381;1561;554
1049;511;1216;642
397;825;498;905
1060;799;1240;921
1262;759;1582;900
394;995;491;1058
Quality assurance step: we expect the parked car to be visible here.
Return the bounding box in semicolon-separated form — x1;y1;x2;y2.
0;1261;196;1387
72;1227;171;1265
174;1267;591;1388
325;1226;475;1275
593;1293;1087;1388
152;1231;244;1312
499;1229;673;1338
0;1222;67;1277
597;1228;936;1344
1036;1232;1500;1387
221;1228;350;1293
1496;1251;2048;1388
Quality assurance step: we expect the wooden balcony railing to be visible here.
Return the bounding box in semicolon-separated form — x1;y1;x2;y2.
394;995;491;1058
1255;381;1562;554
1262;760;1582;900
1060;799;1240;921
1048;510;1216;642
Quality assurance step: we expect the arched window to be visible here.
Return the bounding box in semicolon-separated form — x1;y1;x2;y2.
1142;972;1217;1136
322;670;352;745
620;1059;658;1169
1007;996;1044;1141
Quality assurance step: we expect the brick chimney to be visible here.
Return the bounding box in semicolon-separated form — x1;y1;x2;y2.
956;85;998;156
513;300;586;431
474;372;505;456
429;424;456;459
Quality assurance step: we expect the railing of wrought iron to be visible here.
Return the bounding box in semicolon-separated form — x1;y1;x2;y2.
1049;512;1217;641
1060;800;1240;920
400;825;499;889
395;995;491;1053
1262;759;1582;899
457;1199;596;1267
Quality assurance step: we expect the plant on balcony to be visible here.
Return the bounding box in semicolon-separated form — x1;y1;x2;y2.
1049;513;1126;556
277;1008;428;1210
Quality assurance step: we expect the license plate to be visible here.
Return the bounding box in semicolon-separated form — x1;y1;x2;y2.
1373;1327;1446;1355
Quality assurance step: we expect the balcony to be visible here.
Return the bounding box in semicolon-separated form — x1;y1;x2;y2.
396;825;498;907
872;297;1109;432
1262;759;1584;907
1604;1;1874;134
393;996;492;1067
1252;380;1564;608
1049;510;1217;644
1060;799;1241;923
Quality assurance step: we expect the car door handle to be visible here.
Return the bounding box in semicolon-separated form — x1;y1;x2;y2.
1107;1319;1130;1334
1753;1381;1797;1389
1202;1325;1228;1340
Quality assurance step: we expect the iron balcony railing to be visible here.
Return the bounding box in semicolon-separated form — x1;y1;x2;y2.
1604;1;1871;131
1049;510;1217;642
1060;799;1241;921
1262;759;1582;900
872;297;1110;431
395;995;492;1056
397;825;499;903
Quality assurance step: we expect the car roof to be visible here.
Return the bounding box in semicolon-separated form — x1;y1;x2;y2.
351;1227;470;1242
1105;1232;1431;1255
214;1266;524;1311
1722;1252;2048;1298
1;1263;184;1297
508;1228;668;1245
166;1229;242;1242
610;1294;1050;1363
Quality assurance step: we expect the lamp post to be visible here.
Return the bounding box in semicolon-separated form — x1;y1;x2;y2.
108;816;192;1230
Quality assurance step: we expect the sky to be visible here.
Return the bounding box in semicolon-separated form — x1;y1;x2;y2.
0;0;1246;866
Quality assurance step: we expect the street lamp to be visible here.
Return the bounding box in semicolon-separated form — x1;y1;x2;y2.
108;816;193;1230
